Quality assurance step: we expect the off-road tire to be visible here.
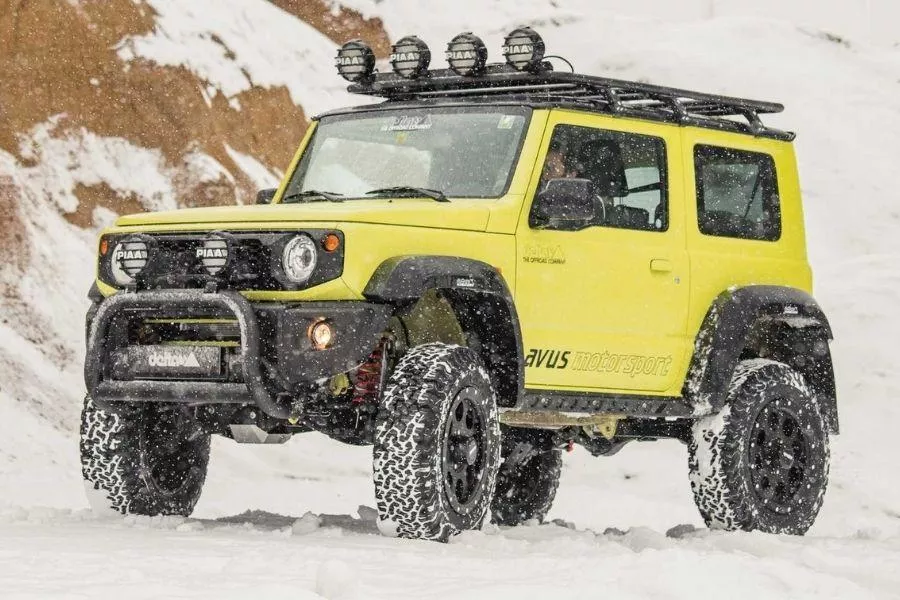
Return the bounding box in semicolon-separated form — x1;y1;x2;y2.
373;343;501;541
491;427;562;526
688;359;830;535
80;396;211;516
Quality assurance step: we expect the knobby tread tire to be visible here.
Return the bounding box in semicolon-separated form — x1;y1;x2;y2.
373;343;501;541
80;396;211;516
688;359;830;535
491;427;562;526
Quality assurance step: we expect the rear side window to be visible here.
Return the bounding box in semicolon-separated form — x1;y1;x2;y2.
695;145;781;241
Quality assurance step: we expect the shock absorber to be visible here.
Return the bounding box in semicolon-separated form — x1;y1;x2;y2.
352;340;387;405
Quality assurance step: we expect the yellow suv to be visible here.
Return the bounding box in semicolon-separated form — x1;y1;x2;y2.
81;29;836;541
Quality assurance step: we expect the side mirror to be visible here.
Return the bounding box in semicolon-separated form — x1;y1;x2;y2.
256;188;277;205
529;178;596;229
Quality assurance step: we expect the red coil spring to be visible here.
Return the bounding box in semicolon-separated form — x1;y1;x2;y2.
352;343;384;405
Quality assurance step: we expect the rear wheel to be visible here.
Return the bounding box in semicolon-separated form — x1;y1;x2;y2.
80;396;210;516
491;427;562;526
688;359;830;534
373;343;501;541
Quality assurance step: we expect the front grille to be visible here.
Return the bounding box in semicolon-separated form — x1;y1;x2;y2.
101;230;344;292
139;233;280;291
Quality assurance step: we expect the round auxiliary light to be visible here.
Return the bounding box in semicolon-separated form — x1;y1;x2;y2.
502;27;545;72
110;237;149;285
196;235;229;275
335;40;376;83
282;235;318;284
390;35;430;79
308;319;334;350
446;32;488;76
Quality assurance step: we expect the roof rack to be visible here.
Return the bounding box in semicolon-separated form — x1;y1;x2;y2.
347;65;794;141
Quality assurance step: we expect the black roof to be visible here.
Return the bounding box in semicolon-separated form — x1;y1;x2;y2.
333;64;793;141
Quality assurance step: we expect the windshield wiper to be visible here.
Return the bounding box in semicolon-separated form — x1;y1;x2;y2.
365;186;449;203
281;189;345;203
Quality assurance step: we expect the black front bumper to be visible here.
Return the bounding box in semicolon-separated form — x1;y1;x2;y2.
85;290;391;418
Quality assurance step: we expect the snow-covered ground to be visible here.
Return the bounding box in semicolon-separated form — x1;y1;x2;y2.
2;2;900;598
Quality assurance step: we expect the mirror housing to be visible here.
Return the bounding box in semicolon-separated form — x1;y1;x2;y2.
529;178;596;229
256;188;277;205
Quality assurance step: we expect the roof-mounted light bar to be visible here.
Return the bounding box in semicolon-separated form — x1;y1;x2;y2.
446;32;488;76
390;35;431;79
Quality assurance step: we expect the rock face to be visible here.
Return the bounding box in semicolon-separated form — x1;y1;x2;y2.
0;0;390;430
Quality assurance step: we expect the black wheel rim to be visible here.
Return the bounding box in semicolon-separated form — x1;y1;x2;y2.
748;400;811;514
139;408;197;495
441;387;488;515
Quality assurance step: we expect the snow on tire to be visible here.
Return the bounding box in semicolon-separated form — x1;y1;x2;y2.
80;396;211;516
373;343;501;542
688;359;830;535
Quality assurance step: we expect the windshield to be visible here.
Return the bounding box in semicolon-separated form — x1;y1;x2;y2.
283;107;531;200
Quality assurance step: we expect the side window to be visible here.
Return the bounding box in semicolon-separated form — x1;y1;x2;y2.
695;145;781;241
537;124;668;232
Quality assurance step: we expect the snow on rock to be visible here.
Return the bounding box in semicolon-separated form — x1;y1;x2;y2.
225;144;280;192
16;117;178;214
118;0;359;117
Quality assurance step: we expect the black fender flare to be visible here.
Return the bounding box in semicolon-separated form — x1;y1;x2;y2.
363;256;524;407
684;285;838;432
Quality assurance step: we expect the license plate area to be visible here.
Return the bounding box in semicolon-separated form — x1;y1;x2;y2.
120;345;224;380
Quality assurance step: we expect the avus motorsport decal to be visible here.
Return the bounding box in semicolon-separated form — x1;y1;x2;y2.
526;348;673;377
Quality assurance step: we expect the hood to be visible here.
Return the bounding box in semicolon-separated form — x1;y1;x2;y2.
114;199;491;231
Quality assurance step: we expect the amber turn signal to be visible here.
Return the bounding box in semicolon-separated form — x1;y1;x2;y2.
322;233;341;252
99;238;109;256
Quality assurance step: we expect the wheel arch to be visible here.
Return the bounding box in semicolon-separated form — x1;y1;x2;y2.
364;256;524;407
684;285;838;433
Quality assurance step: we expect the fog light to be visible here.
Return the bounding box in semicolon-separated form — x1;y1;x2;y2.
309;320;334;350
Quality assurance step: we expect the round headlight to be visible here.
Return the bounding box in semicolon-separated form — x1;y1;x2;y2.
110;238;149;285
282;235;318;284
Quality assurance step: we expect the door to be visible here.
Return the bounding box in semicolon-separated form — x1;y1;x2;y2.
515;111;690;395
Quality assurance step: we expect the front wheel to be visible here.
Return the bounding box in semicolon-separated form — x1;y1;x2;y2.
373;343;501;541
80;396;210;516
688;359;830;535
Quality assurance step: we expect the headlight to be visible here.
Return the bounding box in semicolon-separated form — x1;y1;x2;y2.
110;238;149;285
282;235;318;284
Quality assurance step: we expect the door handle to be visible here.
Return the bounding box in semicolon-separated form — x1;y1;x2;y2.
650;259;672;273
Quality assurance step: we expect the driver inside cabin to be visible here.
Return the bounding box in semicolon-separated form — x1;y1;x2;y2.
538;136;622;225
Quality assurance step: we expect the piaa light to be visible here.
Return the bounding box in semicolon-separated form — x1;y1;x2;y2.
196;235;229;275
446;32;488;76
335;40;376;83
282;235;318;284
502;27;545;72
390;36;430;79
110;237;149;285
